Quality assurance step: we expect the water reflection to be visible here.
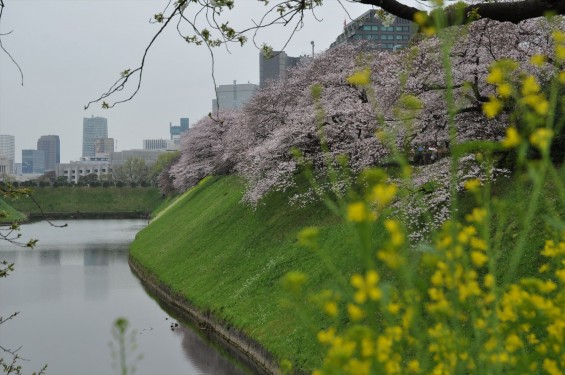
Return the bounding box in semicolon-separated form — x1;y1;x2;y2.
39;249;61;265
176;324;248;375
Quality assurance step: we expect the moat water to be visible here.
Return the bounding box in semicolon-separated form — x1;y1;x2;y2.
0;219;249;375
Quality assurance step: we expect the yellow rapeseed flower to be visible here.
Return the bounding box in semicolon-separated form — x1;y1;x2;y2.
370;183;398;208
377;249;404;269
530;54;546;66
345;359;371;375
347;201;375;222
483;97;503;119
539;263;550;273
387;303;401;314
471;237;488;251
502;127;521;148
484;274;495;288
556;45;565;61
407;360;421;373
475;318;487;330
466;208;487;223
317;327;336;344
559;71;565;84
422;26;436;37
376;335;393;362
543;358;562;375
413;12;428;26
351;270;381;304
346;68;371;86
521;75;541;96
431;270;444;286
361;338;374;358
556;269;565;283
471;251;489;267
464;178;481;192
505;334;523;352
497;82;512;98
552;30;565;44
347;303;366;321
486;67;504;84
521;94;549;116
458;280;481;301
324;301;339;317
297;226;319;249
529;128;554;152
282;271;307;294
540;239;565;257
384;219;405;247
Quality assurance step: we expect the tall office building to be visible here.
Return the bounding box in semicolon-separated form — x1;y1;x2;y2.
259;51;302;88
83;116;108;158
0;134;15;174
330;10;417;50
212;81;259;112
37;135;60;171
22;149;45;174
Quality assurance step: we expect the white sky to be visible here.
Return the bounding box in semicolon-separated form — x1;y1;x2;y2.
0;0;422;163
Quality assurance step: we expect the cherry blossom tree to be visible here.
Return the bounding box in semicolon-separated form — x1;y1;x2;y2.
168;109;241;192
166;16;563;238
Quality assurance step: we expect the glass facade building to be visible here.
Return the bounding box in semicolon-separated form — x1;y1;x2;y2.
22;149;46;174
330;10;417;50
37;135;60;171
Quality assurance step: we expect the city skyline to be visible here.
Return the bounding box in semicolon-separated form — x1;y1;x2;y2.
0;1;423;164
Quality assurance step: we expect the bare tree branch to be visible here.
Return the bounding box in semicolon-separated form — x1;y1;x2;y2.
0;0;24;86
84;3;184;110
357;0;565;26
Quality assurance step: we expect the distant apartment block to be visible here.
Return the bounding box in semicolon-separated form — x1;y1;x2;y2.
330;10;417;50
143;139;176;150
212;81;258;112
56;158;111;184
259;51;302;88
37;135;60;171
83;116;108;158
94;137;115;158
0;134;15;173
22;149;46;174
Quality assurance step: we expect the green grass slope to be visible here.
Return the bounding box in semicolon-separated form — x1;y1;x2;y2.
130;168;565;372
0;198;25;222
130;175;377;371
7;187;162;214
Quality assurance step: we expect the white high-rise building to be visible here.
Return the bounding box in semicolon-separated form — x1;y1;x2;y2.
212;81;258;112
83;116;108;158
0;134;15;174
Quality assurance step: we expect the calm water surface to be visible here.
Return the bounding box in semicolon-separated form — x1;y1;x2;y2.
0;220;249;375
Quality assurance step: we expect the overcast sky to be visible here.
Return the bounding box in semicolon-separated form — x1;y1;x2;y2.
0;0;422;163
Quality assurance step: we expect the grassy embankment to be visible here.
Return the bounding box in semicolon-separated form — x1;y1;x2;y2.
0;198;26;223
129;169;563;372
130;175;372;371
7;186;162;217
